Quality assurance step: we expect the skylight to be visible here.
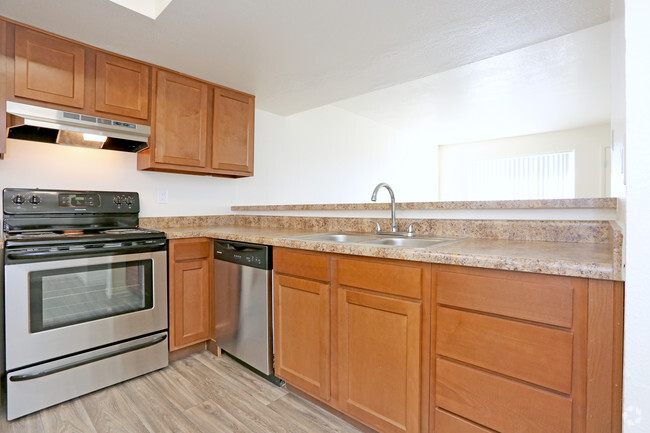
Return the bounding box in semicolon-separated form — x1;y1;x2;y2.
109;0;173;19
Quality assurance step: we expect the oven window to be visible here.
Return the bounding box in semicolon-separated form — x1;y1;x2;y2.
29;260;153;332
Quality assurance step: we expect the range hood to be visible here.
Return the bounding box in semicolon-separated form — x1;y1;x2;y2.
6;101;151;152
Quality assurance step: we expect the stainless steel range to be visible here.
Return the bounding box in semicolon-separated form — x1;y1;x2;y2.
2;188;168;420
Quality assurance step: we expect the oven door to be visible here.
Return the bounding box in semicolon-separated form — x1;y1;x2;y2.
4;250;167;371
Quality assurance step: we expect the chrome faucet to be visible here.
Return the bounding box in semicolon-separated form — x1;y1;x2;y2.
371;182;397;232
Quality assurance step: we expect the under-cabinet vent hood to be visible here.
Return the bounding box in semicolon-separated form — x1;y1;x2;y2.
6;101;151;152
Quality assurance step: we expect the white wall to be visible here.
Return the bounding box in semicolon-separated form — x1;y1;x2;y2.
0;105;438;217
621;0;650;431
438;124;611;200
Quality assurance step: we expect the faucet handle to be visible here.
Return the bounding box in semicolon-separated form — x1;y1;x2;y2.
406;222;421;236
369;220;382;233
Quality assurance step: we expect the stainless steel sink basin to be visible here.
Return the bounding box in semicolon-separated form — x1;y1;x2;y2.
289;232;459;249
291;232;377;243
362;237;458;248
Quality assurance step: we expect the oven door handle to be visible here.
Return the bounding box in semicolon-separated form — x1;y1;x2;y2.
8;334;168;382
6;242;165;261
7;249;100;261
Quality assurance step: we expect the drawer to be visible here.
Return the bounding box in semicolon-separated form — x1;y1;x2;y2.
274;248;329;282
434;409;495;433
170;238;211;261
337;258;422;299
436;358;572;433
436;268;574;328
436;307;573;393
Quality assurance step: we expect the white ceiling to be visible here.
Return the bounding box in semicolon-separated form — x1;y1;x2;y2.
335;23;611;144
0;0;610;116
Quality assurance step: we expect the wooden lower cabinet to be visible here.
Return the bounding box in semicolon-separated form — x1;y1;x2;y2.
432;264;624;433
168;238;213;351
273;248;430;433
274;250;623;433
338;289;422;433
274;249;331;400
274;274;331;401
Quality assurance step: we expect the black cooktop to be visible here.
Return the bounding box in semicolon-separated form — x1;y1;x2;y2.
3;227;166;248
3;188;165;248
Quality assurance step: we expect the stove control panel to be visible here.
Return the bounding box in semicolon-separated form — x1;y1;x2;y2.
3;189;140;214
59;193;101;208
113;194;136;208
10;194;41;205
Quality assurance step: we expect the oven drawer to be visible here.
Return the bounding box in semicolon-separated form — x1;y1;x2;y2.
6;331;168;420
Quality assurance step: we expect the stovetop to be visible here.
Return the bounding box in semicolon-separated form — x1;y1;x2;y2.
6;227;161;238
4;227;165;248
3;188;165;249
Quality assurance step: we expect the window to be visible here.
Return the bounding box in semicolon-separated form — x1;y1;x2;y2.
467;151;575;200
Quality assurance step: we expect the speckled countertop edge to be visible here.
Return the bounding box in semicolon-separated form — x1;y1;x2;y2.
1;216;622;280
157;224;621;281
231;197;618;211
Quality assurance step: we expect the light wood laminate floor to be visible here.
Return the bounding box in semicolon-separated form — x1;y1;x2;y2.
0;351;362;433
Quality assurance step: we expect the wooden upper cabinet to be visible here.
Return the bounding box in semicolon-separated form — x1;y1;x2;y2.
1;20;7;157
14;26;85;108
4;20;254;173
139;79;256;177
95;52;150;120
153;69;209;167
212;87;254;174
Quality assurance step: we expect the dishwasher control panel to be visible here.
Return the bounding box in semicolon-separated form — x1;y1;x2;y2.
213;240;271;270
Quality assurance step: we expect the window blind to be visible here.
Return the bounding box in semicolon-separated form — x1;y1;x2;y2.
467;151;575;200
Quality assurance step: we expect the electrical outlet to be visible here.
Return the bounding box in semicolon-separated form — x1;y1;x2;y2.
157;189;168;204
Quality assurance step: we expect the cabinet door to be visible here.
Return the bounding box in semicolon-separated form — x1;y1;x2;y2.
211;87;254;174
274;274;331;401
154;69;208;167
338;289;421;433
95;52;150;120
169;239;212;350
1;20;7;156
14;27;85;108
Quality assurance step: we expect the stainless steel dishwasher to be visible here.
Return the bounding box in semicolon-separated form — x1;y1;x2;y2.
213;239;277;379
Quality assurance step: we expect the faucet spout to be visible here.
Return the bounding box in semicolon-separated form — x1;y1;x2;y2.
371;182;397;232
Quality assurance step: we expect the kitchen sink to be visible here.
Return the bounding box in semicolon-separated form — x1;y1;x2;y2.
290;232;378;243
289;232;459;249
362;237;457;248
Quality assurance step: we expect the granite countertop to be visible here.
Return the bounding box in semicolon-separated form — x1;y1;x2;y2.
231;197;617;211
157;224;620;281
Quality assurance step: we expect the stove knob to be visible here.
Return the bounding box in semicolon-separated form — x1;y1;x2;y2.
12;195;25;205
29;195;41;205
125;196;134;206
113;196;122;205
